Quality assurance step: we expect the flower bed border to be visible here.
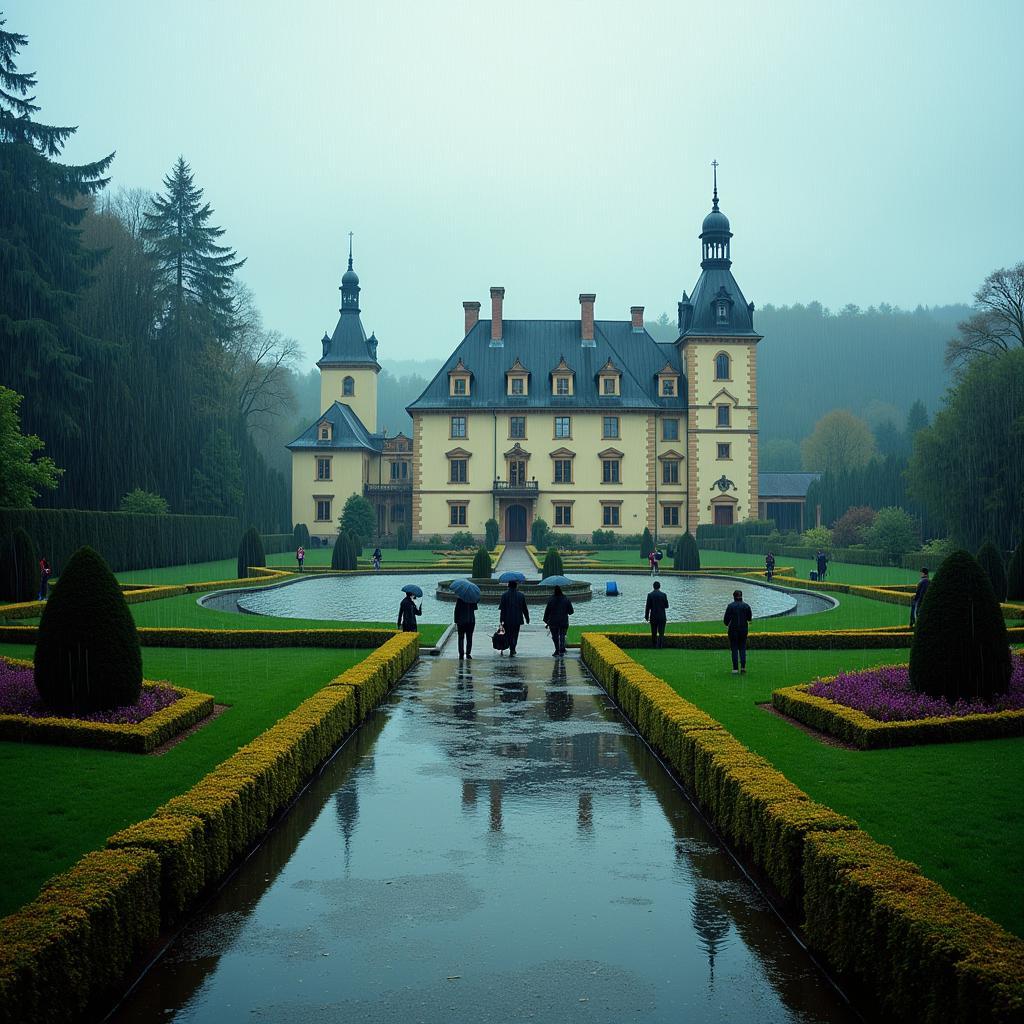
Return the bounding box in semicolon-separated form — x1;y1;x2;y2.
579;631;1024;1024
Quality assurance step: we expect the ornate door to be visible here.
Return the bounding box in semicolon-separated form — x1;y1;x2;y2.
506;504;527;542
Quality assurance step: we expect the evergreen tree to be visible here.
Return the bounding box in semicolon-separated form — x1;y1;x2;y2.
541;547;564;578
472;545;492;579
191;429;244;517
0;386;62;507
976;540;1008;602
905;400;929;445
236;525;266;579
331;530;347;570
640;527;654;559
293;523;310;548
119;489;169;515
674;532;700;570
339;494;375;551
0;527;38;602
1007;539;1024;601
485;518;500;550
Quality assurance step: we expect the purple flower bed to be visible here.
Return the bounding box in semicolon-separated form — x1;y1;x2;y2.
0;659;180;725
807;653;1024;722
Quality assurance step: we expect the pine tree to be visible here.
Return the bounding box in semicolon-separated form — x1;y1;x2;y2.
640;528;654;559
191;429;244;517
674;532;700;570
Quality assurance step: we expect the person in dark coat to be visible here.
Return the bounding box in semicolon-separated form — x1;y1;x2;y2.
723;589;753;674
816;550;828;581
910;567;930;627
765;552;775;582
453;597;477;659
397;592;422;632
498;579;530;656
542;585;574;656
644;581;669;648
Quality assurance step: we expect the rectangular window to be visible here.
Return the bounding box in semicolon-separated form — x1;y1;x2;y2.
315;499;331;522
662;418;679;441
391;504;405;523
663;505;680;527
717;443;731;460
449;504;467;526
554;416;571;439
602;504;620;527
449;459;467;483
319;426;330;441
390;461;408;481
453;377;467;395
316;457;331;481
662;460;679;484
602;460;620;484
602;416;620;439
662;379;675;396
511;377;525;395
556;376;570;395
451;415;467;438
554;504;572;527
717;405;731;428
602;377;615;395
509;416;526;439
553;459;573;484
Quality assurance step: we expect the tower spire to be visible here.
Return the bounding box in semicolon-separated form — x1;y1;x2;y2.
347;230;354;271
711;159;719;210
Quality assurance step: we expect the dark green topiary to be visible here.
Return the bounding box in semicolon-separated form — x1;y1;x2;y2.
395;523;411;550
332;530;349;570
640;527;654;560
976;540;1008;602
485;518;500;550
34;546;142;712
909;549;1011;703
236;525;266;579
541;546;564;578
674;531;700;571
1;527;39;602
1008;539;1024;601
472;545;492;579
292;523;310;548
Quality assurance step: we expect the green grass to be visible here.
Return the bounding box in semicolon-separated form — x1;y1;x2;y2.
0;642;373;918
629;647;1024;937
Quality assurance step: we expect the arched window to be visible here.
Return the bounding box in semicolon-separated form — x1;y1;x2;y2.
714;352;730;380
342;376;355;397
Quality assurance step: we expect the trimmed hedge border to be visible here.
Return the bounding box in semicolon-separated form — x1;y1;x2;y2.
0;626;404;649
579;632;1024;1024
0;631;420;1023
772;678;1024;749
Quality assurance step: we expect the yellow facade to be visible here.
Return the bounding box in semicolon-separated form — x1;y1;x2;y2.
320;367;378;433
291;449;372;543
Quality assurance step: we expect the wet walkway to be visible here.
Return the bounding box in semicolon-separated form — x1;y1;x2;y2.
110;656;856;1023
493;542;538;578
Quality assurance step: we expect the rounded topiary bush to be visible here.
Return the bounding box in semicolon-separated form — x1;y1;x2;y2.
542;546;564;578
34;546;142;712
1;527;39;602
909;549;1011;703
976;540;1008;602
237;525;266;579
472;545;492;579
1008;539;1024;601
674;531;700;571
293;523;310;548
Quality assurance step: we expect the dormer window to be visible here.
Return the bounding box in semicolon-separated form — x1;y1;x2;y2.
656;361;679;402
603;378;616;395
343;376;355;397
448;358;472;398
662;379;675;397
597;358;621;398
555;376;570;395
505;357;530;397
717;302;729;324
318;421;333;442
453;378;467;395
549;356;576;397
511;377;524;395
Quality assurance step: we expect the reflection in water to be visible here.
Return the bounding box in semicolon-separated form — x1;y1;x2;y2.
108;657;859;1024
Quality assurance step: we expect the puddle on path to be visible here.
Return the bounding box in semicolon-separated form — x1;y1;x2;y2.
108;657;858;1024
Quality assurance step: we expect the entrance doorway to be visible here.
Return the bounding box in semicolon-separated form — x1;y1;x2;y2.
506;504;527;542
713;504;735;526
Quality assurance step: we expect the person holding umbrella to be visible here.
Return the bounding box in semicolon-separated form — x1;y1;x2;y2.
449;578;481;659
542;585;574;656
498;578;529;656
398;584;423;632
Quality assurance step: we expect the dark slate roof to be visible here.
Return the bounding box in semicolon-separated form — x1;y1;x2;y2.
318;309;379;367
287;401;383;453
407;320;686;412
758;472;820;498
679;266;760;339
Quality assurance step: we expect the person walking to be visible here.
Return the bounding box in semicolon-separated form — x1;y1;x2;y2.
765;551;775;582
543;585;574;656
296;546;305;572
372;545;382;571
645;580;669;648
397;590;422;632
723;589;753;675
910;567;930;627
498;579;529;656
816;550;828;582
648;549;658;576
454;596;477;659
38;557;51;601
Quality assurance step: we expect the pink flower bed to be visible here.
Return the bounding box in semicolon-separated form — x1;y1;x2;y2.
806;653;1024;722
0;659;180;724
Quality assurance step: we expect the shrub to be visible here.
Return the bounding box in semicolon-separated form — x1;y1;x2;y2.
394;523;411;550
801;525;833;551
531;517;551;549
909;549;1012;703
236;525;266;579
830;505;875;547
292;523;310;548
484;518;499;550
541;547;564;578
34;546;143;711
591;529;615;548
976;540;1008;602
338;493;375;551
640;527;654;559
674;531;700;570
119;489;170;515
863;506;919;564
472;546;492;579
0;527;39;601
449;530;476;550
331;530;357;570
1009;539;1024;601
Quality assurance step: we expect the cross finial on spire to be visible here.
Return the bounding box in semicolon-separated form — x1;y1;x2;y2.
711;159;719;209
347;231;354;270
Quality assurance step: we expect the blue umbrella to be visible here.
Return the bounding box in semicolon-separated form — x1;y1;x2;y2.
539;575;574;588
401;584;423;597
449;578;481;602
498;571;527;583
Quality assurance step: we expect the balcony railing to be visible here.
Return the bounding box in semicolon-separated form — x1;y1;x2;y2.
492;479;540;498
364;482;412;496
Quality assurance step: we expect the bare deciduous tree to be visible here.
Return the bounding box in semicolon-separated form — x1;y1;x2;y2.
946;262;1024;367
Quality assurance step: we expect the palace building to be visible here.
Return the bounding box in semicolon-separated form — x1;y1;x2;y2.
289;182;762;545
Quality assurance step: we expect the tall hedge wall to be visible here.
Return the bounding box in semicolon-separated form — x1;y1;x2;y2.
0;509;240;574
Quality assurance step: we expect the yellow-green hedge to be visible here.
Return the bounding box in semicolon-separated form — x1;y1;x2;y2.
0;625;402;649
599;629;917;650
0;848;161;1024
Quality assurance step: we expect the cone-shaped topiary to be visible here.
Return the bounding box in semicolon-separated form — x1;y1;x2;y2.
236;526;266;579
345;531;359;569
640;527;654;559
1008;539;1024;601
976;540;1008;602
485;518;500;550
395;524;411;550
292;523;310;548
542;546;564;578
909;549;1011;703
34;546;142;712
472;545;492;579
674;531;700;570
1;528;39;602
331;531;348;570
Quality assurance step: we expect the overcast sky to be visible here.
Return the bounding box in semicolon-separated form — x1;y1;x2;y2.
11;0;1024;368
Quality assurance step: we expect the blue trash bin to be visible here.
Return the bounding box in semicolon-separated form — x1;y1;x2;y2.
606;581;619;596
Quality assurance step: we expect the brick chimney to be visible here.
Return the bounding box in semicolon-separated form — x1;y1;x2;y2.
463;300;481;335
579;293;596;346
631;305;644;331
490;287;505;345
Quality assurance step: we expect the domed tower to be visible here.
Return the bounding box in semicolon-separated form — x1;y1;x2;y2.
677;164;762;533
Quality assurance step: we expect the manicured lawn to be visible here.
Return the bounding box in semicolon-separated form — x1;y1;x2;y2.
0;643;374;918
629;647;1024;937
